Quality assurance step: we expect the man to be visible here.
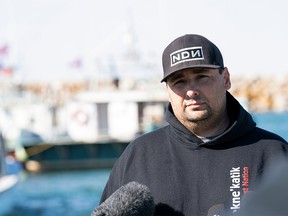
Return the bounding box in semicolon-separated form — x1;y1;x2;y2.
100;34;288;216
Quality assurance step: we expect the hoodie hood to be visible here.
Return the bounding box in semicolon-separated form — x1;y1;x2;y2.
165;92;256;149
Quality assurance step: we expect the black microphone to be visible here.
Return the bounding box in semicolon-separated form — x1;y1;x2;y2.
92;181;155;216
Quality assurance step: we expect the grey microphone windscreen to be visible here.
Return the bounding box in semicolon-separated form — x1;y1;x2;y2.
92;181;155;216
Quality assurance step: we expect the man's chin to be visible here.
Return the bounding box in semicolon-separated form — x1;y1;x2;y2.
186;112;209;122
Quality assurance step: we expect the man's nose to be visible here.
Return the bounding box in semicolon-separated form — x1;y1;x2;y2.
186;88;199;99
186;80;199;94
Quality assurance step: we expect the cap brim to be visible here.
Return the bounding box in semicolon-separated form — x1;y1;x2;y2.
161;64;221;82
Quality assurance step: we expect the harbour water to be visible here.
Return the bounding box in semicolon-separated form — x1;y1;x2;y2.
1;169;110;216
0;112;287;216
252;112;288;141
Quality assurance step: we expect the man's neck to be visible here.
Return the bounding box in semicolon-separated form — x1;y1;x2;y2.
186;112;230;138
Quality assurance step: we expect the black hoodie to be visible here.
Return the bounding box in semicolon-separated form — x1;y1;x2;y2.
100;92;287;216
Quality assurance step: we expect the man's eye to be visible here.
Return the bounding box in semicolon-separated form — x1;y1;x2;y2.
199;75;208;78
196;75;209;79
174;79;185;85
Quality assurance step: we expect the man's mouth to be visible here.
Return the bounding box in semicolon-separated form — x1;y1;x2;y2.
186;101;204;107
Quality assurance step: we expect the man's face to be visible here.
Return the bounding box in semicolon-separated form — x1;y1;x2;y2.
166;67;231;132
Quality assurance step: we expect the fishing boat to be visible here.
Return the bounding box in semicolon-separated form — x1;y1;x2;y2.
24;88;168;172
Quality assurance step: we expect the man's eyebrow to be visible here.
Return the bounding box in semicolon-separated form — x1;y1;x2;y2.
167;72;185;82
189;68;211;74
168;68;212;82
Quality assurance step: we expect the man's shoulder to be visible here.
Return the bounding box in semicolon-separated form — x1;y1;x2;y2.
135;125;169;140
254;127;287;142
252;127;287;144
128;125;170;148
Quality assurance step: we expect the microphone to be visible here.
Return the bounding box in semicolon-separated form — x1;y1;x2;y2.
91;181;155;216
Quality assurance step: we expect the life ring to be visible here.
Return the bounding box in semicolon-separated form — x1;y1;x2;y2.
71;109;89;125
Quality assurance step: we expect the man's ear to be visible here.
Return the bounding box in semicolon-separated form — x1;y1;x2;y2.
223;67;231;90
165;83;171;102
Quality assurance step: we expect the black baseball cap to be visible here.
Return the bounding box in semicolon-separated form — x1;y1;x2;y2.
161;34;224;82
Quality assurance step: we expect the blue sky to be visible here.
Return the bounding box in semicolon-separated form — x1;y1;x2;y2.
0;0;287;82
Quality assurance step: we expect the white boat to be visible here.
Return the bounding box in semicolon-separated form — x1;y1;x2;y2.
0;173;18;214
0;134;18;208
65;88;168;143
0;174;18;194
